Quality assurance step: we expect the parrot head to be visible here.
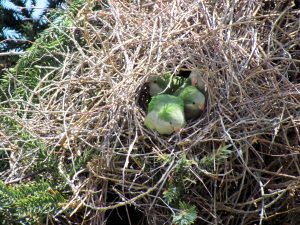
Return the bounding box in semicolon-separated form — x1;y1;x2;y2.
178;85;205;118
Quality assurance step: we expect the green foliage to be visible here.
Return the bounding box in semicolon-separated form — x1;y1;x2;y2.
68;0;86;15
174;155;197;188
66;147;96;179
157;153;172;163
163;148;232;224
4;22;70;101
0;114;56;169
0;111;64;177
0;0;65;52
199;144;232;169
163;155;197;204
163;186;179;204
0;0;86;103
0;111;71;224
172;201;197;225
0;180;65;224
0;2;102;223
161;155;198;225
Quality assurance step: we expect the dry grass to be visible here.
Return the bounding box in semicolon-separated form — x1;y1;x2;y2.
1;0;300;224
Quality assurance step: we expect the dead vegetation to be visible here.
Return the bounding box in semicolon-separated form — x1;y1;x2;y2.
1;0;300;224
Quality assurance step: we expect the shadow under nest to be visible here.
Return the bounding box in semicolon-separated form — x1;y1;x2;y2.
2;0;300;225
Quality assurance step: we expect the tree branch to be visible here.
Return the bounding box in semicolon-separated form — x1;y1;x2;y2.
0;52;25;57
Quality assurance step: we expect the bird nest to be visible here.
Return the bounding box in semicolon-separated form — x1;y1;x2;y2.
2;0;300;224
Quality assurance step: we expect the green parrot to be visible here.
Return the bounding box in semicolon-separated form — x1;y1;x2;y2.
176;85;205;119
144;94;186;135
148;72;186;96
189;70;206;92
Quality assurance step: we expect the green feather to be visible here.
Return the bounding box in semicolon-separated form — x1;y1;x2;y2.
148;94;184;113
144;111;157;129
177;86;203;101
176;85;206;119
158;103;184;121
145;94;186;135
149;72;187;95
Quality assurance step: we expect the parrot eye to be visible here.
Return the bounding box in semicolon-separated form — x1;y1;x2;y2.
192;101;195;105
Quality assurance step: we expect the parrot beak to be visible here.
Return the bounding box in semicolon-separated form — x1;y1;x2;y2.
199;104;205;111
191;78;197;86
174;127;182;133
